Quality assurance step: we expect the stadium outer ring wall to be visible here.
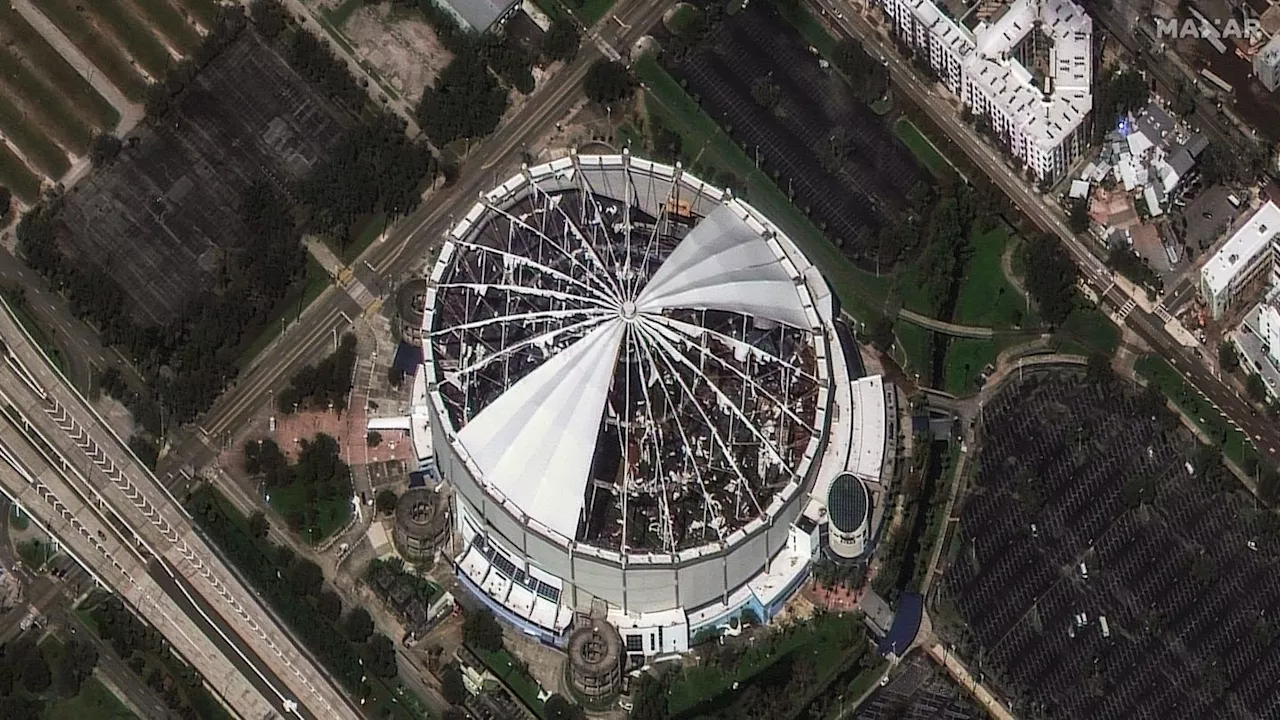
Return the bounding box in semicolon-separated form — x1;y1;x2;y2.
424;153;843;617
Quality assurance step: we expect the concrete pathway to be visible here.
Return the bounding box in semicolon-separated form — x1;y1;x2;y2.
896;308;995;339
11;0;145;136
927;643;1016;720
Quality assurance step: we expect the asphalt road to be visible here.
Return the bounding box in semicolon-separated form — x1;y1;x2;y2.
158;0;675;485
823;1;1280;464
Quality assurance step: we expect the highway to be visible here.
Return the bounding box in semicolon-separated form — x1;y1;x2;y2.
158;0;675;484
0;300;364;719
820;0;1280;464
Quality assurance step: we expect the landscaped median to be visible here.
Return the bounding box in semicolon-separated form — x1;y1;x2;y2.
1135;354;1264;474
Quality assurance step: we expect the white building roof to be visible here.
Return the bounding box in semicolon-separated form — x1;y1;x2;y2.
848;376;887;482
1144;186;1163;217
1068;180;1090;199
968;0;1092;153
1201;201;1280;300
1127;130;1155;157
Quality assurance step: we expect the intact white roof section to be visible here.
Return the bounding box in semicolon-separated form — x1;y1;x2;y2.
456;320;623;539
635;204;815;329
1202;201;1280;298
849;375;887;482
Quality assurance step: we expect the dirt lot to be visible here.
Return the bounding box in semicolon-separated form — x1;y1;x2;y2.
341;3;453;103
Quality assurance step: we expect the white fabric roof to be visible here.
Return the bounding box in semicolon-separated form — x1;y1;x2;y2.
449;201;818;539
635;205;813;329
457;320;624;538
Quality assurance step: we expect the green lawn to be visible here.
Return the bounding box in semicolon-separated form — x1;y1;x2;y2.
43;676;137;720
894;320;933;378
130;0;202;55
0;93;69;178
1057;305;1120;357
341;212;388;263
893;117;951;179
236;257;331;370
0;143;41;203
2;290;68;373
36;0;148;101
952;224;1038;329
470;647;547;719
666;614;865;716
85;1;174;79
16;538;55;571
267;481;352;545
869;94;893;115
1135;355;1262;471
576;0;617;25
943;337;1009;396
634;56;892;323
844;659;890;704
0;7;120;130
172;0;220;28
773;1;838;57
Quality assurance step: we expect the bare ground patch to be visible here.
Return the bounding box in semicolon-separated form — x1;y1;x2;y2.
343;4;452;103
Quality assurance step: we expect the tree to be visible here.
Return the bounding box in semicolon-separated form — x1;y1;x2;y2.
541;18;580;63
367;430;383;447
344;607;375;643
440;662;468;705
1259;466;1280;505
1085;353;1112;384
363;633;398;678
1248;372;1268;403
666;5;707;39
250;0;290;40
14;639;50;693
582;60;635;106
287;558;325;598
376;489;398;515
0;186;10;218
1219;341;1240;374
545;694;587;720
1068;198;1090;234
416;48;509;145
317;589;343;621
1021;234;1077;325
739;607;761;626
90;133;123;167
248;511;271;540
54;637;98;698
462;608;504;652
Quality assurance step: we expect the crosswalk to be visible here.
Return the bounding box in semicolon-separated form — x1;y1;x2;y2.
1155;304;1174;324
1115;297;1137;321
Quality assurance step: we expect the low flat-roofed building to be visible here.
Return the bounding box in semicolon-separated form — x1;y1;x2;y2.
1199;201;1280;318
436;0;520;32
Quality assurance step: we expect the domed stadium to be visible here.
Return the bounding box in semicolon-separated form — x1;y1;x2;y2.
423;153;881;655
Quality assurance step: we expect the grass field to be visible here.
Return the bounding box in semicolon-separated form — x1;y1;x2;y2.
130;0;202;55
2;290;68;373
237;257;332;369
894;319;933;378
943;337;1010;396
37;0;149;101
44;675;137;720
893;117;952;179
0;93;69;177
1135;354;1262;471
952;224;1039;329
634;56;892;323
9;505;29;531
0;143;42;203
267;481;352;545
470;647;548;719
173;0;219;28
1057;305;1120;357
83;1;175;79
0;7;120;130
576;0;617;25
0;47;96;155
341;212;387;263
666;614;865;716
